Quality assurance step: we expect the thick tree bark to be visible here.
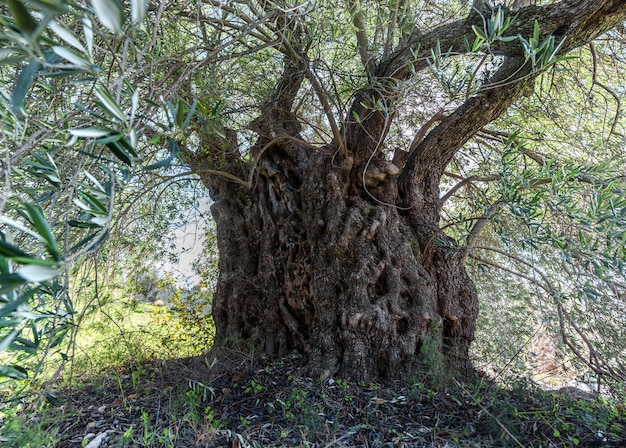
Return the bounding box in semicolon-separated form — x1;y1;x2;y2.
184;0;626;382
199;149;467;382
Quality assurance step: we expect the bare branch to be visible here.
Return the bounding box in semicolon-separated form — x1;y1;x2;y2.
408;111;447;154
439;174;500;208
463;200;502;261
589;42;624;138
399;56;535;214
278;37;346;158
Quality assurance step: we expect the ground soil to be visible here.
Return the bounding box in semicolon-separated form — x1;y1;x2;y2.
9;351;626;447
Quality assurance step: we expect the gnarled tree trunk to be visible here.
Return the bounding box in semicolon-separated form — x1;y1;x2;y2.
183;0;626;382
200;147;478;381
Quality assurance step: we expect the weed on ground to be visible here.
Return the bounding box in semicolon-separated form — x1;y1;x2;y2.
1;351;624;447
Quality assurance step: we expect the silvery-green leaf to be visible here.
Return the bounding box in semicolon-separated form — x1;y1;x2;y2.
82;17;93;56
91;0;124;34
95;87;126;122
52;45;91;68
49;20;86;52
131;0;148;25
70;127;112;138
16;265;58;283
90;216;108;226
131;88;139;122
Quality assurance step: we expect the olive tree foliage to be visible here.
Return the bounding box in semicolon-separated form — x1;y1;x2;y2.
0;0;625;386
0;0;208;384
466;44;626;390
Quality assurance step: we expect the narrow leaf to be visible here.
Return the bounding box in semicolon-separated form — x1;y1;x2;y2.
533;20;540;41
7;0;37;34
90;216;108;226
91;0;124;33
181;99;197;129
49;20;86;52
83;171;106;192
70;127;113;138
131;0;148;25
52;45;92;68
144;137;179;170
11;60;39;113
95;86;126;122
22;203;60;260
130;88;139;122
176;98;185;127
0;216;46;244
82;18;94;56
16;265;58;283
0;240;30;259
0;365;28;380
106;141;133;166
68;220;101;228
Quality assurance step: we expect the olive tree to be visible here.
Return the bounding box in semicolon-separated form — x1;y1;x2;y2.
2;0;626;384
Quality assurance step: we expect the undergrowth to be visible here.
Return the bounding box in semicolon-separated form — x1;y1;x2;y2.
1;297;624;447
1;348;624;447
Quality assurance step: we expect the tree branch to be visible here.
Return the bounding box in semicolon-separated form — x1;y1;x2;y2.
379;0;626;80
463;199;502;262
347;0;375;74
342;0;626;183
439;174;500;209
398;55;535;216
589;42;624;138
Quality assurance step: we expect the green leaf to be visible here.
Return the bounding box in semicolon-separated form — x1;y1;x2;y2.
78;191;108;214
106;140;133;166
0;289;35;319
144;137;180;170
26;0;70;13
22;203;60;260
91;0;124;33
82;17;94;56
0;216;47;245
90;216;108;226
0;274;27;294
0;240;31;259
95;86;126;122
472;25;488;42
52;45;92;68
68;232;99;251
16;265;59;283
130;88;139;122
49;20;86;52
95;133;123;144
8;257;60;267
11;336;40;354
7;0;37;34
179;98;195;128
70;127;113;138
83;171;106;193
176;98;185;127
25;153;61;186
131;0;148;25
11;60;39;113
68;220;101;228
116;134;138;157
0;365;28;380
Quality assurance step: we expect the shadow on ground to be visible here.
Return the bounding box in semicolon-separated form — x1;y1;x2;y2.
3;350;626;447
